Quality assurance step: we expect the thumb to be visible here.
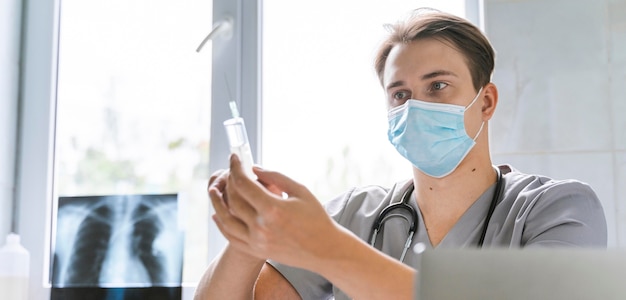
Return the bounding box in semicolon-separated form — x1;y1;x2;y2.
253;166;311;198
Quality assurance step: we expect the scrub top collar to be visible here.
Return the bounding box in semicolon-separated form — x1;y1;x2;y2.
412;180;499;250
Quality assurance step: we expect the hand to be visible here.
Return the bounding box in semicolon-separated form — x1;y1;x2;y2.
207;168;266;267
208;168;229;202
209;154;339;270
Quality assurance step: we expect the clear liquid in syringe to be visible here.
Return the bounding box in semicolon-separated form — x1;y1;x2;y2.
223;115;255;179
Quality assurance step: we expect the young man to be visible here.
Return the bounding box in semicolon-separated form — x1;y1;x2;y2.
195;9;607;300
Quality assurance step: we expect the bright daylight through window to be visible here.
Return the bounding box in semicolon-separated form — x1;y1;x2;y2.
53;0;213;284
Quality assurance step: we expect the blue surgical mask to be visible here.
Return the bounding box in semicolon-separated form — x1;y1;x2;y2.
387;88;484;178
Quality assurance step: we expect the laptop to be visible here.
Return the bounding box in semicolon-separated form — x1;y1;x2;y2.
414;247;626;300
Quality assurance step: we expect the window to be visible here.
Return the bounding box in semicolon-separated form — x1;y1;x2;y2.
262;1;469;202
18;0;224;298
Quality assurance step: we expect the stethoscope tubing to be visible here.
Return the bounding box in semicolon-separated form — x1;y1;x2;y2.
369;166;504;262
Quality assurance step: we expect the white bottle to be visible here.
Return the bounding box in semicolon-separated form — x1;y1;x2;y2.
0;233;30;300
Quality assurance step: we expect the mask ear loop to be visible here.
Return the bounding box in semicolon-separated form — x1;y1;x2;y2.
472;121;485;141
466;87;485;141
465;87;484;110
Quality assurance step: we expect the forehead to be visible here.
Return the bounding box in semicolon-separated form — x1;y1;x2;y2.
382;38;472;87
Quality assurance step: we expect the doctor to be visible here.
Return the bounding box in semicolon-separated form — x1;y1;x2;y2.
194;8;607;300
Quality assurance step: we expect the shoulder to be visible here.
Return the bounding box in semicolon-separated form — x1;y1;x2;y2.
498;164;607;247
322;179;412;237
500;164;600;206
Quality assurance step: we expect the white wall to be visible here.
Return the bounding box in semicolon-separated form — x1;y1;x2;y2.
0;0;22;240
486;0;626;247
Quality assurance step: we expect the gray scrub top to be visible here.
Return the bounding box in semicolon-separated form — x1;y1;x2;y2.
268;165;607;300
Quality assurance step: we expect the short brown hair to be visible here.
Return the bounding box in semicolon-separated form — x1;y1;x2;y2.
374;8;495;91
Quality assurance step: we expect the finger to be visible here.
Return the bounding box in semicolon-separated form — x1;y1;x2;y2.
228;154;279;211
209;186;249;240
208;169;230;205
208;169;229;193
212;214;265;259
264;183;284;197
212;214;252;248
227;189;259;225
253;166;312;199
209;185;228;212
253;166;284;196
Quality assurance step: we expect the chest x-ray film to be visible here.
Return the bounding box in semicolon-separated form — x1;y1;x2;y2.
51;194;183;300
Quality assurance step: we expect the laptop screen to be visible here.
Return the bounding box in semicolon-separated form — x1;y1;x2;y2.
415;248;626;300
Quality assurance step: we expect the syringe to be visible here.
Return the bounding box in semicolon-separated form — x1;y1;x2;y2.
223;100;256;179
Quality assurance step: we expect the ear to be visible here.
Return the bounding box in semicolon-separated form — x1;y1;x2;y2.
481;82;498;121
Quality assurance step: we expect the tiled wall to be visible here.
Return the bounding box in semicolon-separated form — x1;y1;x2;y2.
485;0;626;247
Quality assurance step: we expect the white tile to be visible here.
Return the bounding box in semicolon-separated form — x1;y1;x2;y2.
486;0;608;74
490;77;551;153
610;66;626;150
609;0;626;65
491;67;612;153
487;0;613;154
545;69;613;151
615;152;626;247
492;152;617;247
489;68;517;154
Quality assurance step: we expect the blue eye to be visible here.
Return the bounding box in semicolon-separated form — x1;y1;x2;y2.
432;82;448;90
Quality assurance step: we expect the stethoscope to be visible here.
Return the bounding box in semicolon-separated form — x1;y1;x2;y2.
369;167;504;262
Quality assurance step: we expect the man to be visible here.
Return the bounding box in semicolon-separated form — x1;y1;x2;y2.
195;8;606;300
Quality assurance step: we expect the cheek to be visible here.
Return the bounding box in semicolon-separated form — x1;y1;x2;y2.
463;108;484;136
387;96;409;109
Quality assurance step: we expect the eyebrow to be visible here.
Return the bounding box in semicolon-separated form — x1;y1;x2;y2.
385;80;405;92
421;70;458;80
386;70;459;91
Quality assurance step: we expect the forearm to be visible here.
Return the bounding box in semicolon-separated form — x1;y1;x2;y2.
194;245;266;300
306;226;416;300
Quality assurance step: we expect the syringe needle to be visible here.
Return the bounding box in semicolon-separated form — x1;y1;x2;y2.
224;74;239;118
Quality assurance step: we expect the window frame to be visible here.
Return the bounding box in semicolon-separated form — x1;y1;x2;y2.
16;0;261;298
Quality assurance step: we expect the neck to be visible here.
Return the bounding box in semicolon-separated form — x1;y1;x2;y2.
412;151;496;210
412;155;497;247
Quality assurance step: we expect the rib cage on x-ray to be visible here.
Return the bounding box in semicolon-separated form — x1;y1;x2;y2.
65;204;113;285
52;194;183;288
